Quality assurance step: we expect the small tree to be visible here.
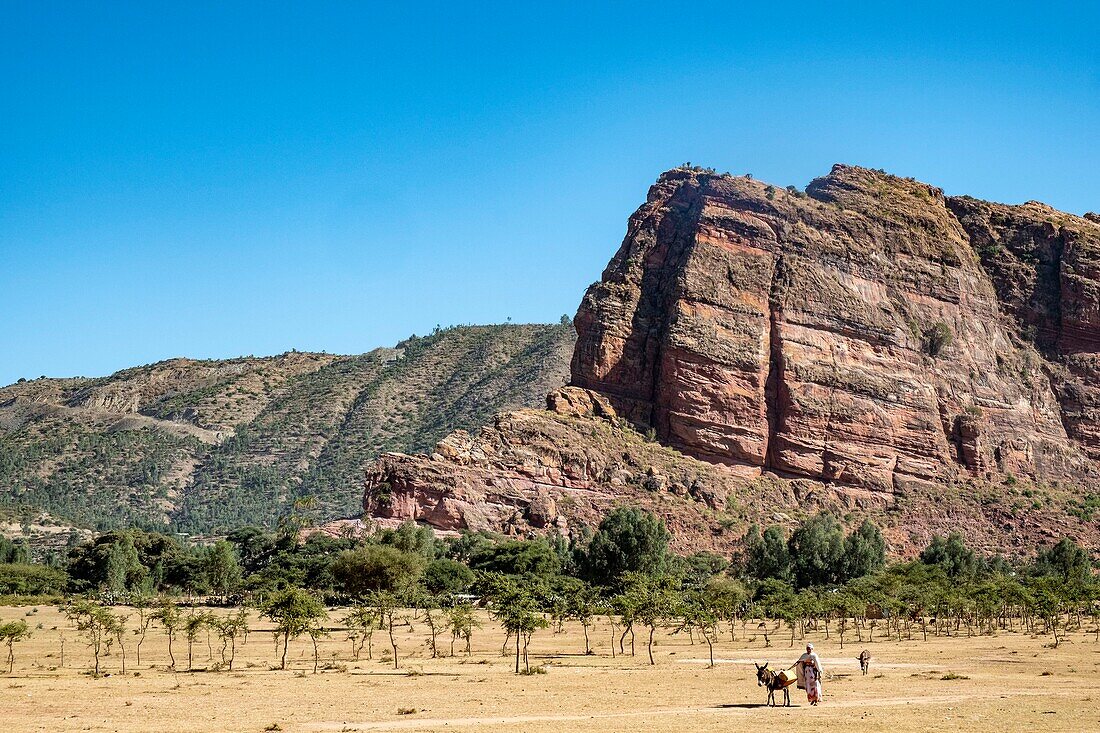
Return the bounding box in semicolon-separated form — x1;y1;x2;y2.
622;572;677;665
112;613;130;673
486;576;548;673
66;601;117;675
213;610;249;671
151;599;181;668
566;580;599;655
681;594;719;667
373;591;403;669
343;604;380;661
131;596;153;667
420;596;448;658
181;612;208;671
307;623;328;673
448;603;480;656
261;587;328;670
0;620;31;673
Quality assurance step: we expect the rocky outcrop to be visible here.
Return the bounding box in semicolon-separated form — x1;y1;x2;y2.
947;197;1100;460
364;164;1100;555
571;165;1099;492
362;408;1100;556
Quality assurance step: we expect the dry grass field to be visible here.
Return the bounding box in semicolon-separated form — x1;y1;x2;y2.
2;605;1099;733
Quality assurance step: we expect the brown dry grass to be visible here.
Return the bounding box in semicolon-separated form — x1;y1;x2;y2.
2;605;1098;732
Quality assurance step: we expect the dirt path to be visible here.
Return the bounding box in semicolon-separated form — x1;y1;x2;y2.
303;690;1074;731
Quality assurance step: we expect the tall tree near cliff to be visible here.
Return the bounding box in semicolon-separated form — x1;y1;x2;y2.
920;533;977;580
584;507;670;584
844;520;887;580
745;525;793;582
1034;538;1093;583
788;513;846;588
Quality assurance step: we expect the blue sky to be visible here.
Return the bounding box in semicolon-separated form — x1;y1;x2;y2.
2;2;1097;386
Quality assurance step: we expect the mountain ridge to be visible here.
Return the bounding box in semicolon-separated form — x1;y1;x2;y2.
0;323;576;536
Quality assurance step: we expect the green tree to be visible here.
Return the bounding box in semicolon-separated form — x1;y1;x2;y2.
213;609;249;671
788;513;845;588
341;603;380;660
0;563;68;596
260;587;328;670
105;533;143;594
621;571;678;665
744;525;792;582
0;620;30;673
372;591;404;669
66;601;120;675
1034;538;1092;583
201;541;242;597
330;546;425;598
564;579;599;655
701;576;748;641
423;558;475;595
150;599;182;668
753;578;799;647
680;591;719;667
920;533;976;579
843;520;886;580
469;539;560;578
183;612;207;671
484;574;548;673
584;507;670;584
0;535;31;564
448;603;481;656
374;520;441;560
343;604;380;661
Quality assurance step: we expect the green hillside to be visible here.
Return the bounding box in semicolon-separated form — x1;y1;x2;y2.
0;323;574;536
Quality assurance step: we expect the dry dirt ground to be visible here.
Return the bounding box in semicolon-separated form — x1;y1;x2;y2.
2;605;1098;733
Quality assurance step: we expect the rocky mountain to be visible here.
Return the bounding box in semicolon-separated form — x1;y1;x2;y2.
0;323;575;536
364;165;1100;556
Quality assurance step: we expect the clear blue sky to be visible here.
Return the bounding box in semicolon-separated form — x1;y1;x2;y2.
2;2;1097;386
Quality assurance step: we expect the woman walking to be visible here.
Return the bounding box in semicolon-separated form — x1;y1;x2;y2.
798;643;823;705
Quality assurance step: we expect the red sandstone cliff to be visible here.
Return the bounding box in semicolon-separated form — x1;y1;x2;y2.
364;165;1100;555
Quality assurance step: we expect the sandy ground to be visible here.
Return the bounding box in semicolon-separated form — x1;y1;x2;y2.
2;605;1098;733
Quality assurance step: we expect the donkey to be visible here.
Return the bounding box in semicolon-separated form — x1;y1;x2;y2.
755;662;792;707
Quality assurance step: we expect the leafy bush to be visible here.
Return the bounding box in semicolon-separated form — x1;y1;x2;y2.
922;322;953;357
0;563;68;596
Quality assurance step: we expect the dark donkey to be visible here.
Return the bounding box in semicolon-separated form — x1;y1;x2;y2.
755;662;793;707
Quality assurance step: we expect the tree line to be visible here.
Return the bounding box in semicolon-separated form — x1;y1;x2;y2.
0;507;1097;675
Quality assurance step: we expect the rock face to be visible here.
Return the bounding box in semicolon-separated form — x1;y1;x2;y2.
572;165;1100;492
366;408;811;554
947;197;1100;461
365;164;1100;555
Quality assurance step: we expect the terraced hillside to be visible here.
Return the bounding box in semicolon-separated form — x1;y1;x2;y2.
0;323;574;535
